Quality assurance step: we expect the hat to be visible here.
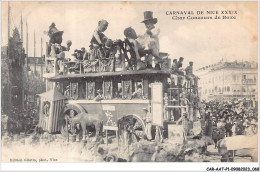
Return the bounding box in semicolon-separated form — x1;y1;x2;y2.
124;27;138;39
48;23;63;38
141;11;157;24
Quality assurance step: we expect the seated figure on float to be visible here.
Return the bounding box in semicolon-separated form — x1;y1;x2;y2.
185;61;199;87
123;11;169;71
89;20;109;60
137;11;162;70
85;20;116;73
123;27;148;70
170;57;185;87
47;22;72;75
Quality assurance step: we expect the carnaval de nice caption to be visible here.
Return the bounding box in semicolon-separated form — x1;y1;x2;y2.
166;10;237;20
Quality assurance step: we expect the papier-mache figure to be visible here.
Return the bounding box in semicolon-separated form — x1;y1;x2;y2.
47;22;72;74
90;20;109;60
137;11;161;70
48;23;72;55
124;27;147;70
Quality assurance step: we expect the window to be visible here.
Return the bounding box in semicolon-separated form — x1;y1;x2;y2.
132;80;143;99
78;81;86;99
232;75;236;81
227;86;230;92
112;79;123;99
71;82;79;100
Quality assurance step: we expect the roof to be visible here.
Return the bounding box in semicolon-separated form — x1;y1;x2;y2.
48;69;170;81
37;89;67;101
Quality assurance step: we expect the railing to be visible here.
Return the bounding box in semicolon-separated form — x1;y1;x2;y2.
43;56;170;77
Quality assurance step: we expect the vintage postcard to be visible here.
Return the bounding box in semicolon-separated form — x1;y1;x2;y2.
1;0;259;170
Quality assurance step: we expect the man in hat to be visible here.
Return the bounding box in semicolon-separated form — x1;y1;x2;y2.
176;112;189;140
137;11;161;70
225;116;233;137
90;20;109;60
143;107;152;141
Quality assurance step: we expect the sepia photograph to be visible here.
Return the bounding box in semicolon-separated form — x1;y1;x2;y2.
0;1;259;171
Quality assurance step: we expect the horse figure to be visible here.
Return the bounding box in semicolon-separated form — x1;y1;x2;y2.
70;112;103;141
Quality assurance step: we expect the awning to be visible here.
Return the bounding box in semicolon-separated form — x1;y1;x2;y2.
37;89;67;101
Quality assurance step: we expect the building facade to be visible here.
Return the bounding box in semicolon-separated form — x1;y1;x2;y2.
27;56;45;77
196;61;258;101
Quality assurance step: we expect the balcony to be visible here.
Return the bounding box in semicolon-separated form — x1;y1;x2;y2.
43;56;170;78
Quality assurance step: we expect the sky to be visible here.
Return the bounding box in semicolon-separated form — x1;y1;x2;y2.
1;1;258;70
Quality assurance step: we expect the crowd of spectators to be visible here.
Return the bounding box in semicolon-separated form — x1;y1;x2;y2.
201;98;258;147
